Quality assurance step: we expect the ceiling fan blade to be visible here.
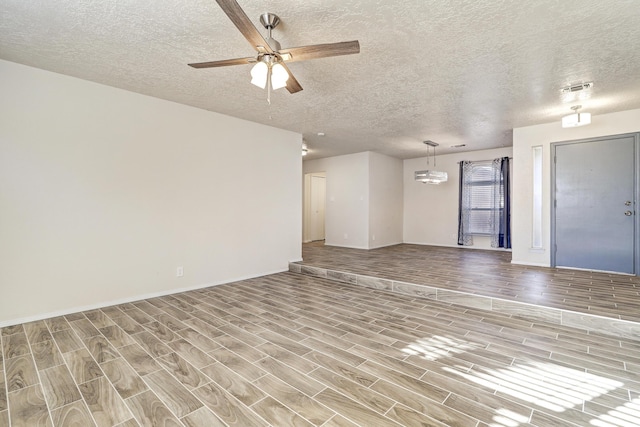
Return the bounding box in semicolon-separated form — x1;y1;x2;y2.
279;40;360;62
188;57;256;69
215;0;274;53
281;63;303;93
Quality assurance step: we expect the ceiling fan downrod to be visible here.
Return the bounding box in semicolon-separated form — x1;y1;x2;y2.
260;13;282;51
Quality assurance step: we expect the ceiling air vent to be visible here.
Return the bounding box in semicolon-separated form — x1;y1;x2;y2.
561;82;594;93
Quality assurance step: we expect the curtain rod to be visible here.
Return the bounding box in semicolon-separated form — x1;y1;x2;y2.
457;157;513;164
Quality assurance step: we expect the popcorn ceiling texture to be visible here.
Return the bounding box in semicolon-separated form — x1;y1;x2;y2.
1;0;640;159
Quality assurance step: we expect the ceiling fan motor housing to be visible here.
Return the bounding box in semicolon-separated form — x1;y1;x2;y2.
259;13;281;30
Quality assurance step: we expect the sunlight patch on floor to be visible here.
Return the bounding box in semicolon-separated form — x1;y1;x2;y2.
445;361;622;411
591;397;640;427
401;334;480;360
403;335;632;427
490;408;530;427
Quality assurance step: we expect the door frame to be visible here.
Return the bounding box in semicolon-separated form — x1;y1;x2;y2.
550;132;640;274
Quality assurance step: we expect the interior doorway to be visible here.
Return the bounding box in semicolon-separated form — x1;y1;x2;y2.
304;172;326;242
551;133;639;274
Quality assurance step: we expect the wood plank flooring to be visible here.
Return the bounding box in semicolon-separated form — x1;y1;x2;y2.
2;271;640;426
299;242;640;323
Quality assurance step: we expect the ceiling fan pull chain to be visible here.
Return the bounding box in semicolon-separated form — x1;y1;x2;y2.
267;68;272;105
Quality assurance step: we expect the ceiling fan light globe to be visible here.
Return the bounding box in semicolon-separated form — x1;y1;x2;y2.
270;63;289;90
250;61;268;88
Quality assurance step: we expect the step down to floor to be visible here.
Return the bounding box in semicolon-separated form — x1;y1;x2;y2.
290;262;640;341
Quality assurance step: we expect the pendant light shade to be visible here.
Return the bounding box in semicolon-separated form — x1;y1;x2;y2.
415;170;448;184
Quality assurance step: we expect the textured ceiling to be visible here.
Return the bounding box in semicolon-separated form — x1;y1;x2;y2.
2;0;640;160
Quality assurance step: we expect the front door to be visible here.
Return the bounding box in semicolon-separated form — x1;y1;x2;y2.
553;134;637;274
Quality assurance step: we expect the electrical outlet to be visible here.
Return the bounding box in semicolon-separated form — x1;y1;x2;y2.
176;266;184;277
343;233;348;239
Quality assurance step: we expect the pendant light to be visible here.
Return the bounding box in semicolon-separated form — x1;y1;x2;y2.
415;141;448;184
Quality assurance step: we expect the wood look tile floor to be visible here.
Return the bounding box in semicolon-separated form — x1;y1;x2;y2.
2;272;640;426
300;242;640;323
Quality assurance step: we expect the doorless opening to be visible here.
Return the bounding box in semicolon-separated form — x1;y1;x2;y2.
303;172;326;243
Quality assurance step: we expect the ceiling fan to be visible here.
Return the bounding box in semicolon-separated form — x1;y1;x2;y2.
188;0;360;96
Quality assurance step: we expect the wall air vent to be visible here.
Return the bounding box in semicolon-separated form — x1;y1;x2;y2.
561;82;594;94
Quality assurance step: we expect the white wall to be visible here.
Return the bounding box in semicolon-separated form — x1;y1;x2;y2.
403;147;513;249
512;108;640;266
369;152;403;248
0;60;302;326
303;153;370;248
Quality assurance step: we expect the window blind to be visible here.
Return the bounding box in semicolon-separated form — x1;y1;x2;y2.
467;164;504;235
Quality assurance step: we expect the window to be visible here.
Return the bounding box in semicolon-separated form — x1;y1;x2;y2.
458;157;511;248
466;163;504;235
532;146;543;248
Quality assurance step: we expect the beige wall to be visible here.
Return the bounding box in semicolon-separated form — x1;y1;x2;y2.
403;147;513;249
512;108;640;266
0;60;302;326
369;152;403;248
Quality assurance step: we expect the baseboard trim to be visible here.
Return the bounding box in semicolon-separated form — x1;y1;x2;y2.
511;260;550;267
368;242;403;250
555;265;635;276
323;243;370;250
0;268;288;328
403;241;512;252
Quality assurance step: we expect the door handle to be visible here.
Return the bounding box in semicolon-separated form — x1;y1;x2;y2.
625;211;633;216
